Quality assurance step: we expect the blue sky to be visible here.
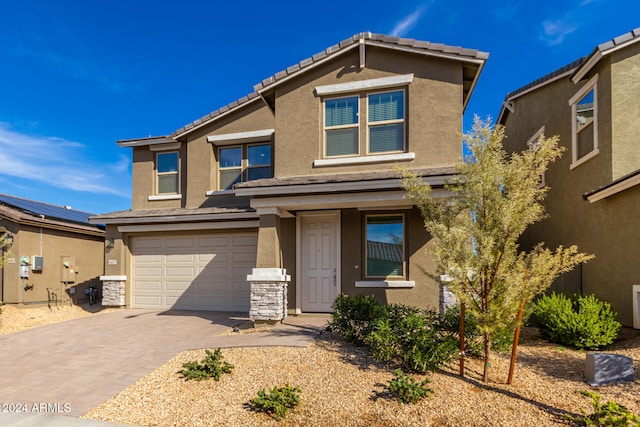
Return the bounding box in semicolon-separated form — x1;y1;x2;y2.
0;0;638;214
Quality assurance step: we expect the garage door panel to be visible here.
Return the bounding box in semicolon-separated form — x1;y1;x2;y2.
198;236;230;247
132;232;257;311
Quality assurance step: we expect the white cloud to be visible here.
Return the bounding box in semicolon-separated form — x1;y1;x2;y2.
390;4;430;37
540;19;577;46
0;123;130;197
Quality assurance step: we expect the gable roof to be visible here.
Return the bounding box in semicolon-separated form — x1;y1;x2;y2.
498;27;640;124
171;32;488;140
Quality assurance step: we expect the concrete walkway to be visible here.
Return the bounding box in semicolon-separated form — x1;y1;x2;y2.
0;309;329;425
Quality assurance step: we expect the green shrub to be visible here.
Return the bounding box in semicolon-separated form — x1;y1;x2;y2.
534;293;621;350
180;348;234;381
387;369;432;404
366;305;457;373
330;294;384;344
250;384;301;420
566;391;640;426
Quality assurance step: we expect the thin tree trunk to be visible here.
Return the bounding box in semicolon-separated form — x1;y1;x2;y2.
459;302;465;377
507;299;526;385
482;331;491;382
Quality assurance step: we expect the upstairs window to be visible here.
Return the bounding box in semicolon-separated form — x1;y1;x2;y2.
218;143;272;190
365;214;405;279
325;96;359;157
569;74;599;169
368;90;405;153
156;152;179;194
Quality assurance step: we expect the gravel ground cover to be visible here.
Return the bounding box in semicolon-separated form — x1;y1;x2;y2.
83;326;640;427
1;305;638;426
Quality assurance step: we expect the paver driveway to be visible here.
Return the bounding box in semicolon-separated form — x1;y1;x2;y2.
0;309;251;417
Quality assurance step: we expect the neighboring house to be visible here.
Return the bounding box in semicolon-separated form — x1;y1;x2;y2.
498;28;640;328
90;32;488;316
0;194;105;306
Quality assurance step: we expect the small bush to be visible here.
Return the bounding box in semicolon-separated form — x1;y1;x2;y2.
387;369;432;404
534;293;621;350
330;294;384;344
250;384;301;420
180;348;234;381
366;305;457;373
566;391;640;426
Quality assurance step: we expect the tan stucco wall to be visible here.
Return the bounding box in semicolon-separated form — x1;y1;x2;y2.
272;46;463;178
131;142;188;210
1;224;103;305
611;42;640;179
502;56;640;326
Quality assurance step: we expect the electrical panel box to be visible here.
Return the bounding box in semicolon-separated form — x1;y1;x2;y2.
19;256;30;278
60;256;76;283
32;256;44;271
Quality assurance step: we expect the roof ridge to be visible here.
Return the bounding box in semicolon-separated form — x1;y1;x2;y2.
172;32;488;138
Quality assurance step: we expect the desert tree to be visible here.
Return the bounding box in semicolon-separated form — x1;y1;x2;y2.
402;117;593;382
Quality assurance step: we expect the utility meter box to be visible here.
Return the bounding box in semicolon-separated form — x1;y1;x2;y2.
32;256;44;271
60;256;76;283
19;256;30;278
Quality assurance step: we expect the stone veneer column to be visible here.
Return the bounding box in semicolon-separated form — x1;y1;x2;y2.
247;268;290;322
99;275;126;307
439;274;458;313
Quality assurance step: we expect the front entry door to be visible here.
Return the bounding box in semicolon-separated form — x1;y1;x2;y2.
301;213;339;312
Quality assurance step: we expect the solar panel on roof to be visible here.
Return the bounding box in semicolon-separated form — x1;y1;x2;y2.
0;194;95;225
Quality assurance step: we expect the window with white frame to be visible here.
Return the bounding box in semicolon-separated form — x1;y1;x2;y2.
218;143;272;190
527;126;546;188
156;152;179;194
569;74;599;168
323;89;406;158
368;90;405;153
324;96;359;157
365;214;405;278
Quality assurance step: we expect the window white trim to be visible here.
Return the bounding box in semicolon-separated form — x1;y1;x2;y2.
315;74;413;96
207;129;274;146
569;74;599;169
527;126;546;187
148;194;182;201
355;280;415;288
314;152;415;167
206;189;234;196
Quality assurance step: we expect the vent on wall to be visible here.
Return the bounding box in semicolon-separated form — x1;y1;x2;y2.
633;285;640;329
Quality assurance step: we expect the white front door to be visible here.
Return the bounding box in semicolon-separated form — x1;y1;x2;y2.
300;212;339;312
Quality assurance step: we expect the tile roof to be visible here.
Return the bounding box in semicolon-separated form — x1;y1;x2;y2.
173;32;488;138
499;27;640;124
233;166;456;189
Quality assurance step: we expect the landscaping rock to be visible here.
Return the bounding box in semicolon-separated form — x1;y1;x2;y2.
585;352;635;386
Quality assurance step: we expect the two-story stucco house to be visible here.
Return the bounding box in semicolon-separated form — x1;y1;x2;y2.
90;32;488;318
498;28;640;328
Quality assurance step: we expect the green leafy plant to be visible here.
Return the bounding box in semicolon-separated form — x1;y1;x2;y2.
387;369;433;404
250;384;301;420
566;391;640;426
180;348;234;381
365;304;458;373
330;293;384;344
534;293;621;350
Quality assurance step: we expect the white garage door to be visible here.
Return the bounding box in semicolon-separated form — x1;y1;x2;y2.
131;232;257;311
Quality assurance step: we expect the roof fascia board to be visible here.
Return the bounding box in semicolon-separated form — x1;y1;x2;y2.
173;96;263;140
19;219;104;236
90;211;258;225
507;68;576;103
234;175;452;197
573;35;640;83
207;129;274;145
365;41;487;65
118;220;259;233
463;60;484;112
585;172;640;203
117;137;173;148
